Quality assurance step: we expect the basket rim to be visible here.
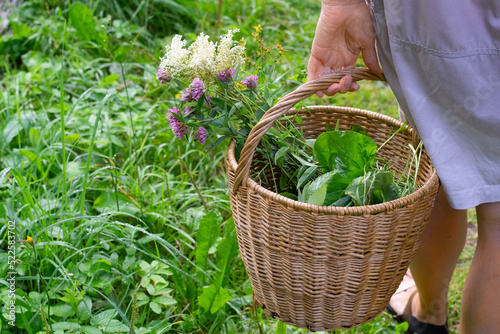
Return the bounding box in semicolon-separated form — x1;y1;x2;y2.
227;105;440;215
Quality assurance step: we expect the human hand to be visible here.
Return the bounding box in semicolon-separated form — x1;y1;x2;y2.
307;0;382;97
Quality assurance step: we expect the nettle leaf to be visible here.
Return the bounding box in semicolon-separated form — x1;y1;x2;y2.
314;130;377;176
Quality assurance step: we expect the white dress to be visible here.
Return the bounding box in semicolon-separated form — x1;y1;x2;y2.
371;0;500;209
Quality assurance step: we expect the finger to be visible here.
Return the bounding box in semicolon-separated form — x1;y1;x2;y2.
349;82;360;92
361;45;382;74
324;83;341;96
338;75;352;94
316;90;324;98
324;75;352;96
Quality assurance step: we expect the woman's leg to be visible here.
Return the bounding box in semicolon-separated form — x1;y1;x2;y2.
409;187;468;326
460;201;500;333
390;186;468;326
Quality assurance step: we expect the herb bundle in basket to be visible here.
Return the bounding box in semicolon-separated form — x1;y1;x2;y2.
156;28;423;208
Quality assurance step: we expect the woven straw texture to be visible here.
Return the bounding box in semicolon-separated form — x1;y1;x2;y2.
226;69;440;331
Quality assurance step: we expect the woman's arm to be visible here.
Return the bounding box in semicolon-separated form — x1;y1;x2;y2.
307;0;381;97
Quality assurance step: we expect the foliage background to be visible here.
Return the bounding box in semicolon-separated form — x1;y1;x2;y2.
0;0;474;333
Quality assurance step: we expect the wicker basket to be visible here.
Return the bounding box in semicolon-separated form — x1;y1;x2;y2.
226;68;440;331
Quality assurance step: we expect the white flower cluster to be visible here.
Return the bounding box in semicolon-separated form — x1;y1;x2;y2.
159;29;245;84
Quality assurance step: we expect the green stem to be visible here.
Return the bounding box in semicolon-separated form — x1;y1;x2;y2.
179;156;209;212
60;20;68;212
77;94;114;214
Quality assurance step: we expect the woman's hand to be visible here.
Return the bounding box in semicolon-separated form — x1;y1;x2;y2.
307;0;382;97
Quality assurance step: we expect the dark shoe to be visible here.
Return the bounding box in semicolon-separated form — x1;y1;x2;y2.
409;315;449;334
386;272;449;334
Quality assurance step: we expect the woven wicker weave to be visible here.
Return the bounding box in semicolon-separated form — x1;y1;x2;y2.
226;68;440;331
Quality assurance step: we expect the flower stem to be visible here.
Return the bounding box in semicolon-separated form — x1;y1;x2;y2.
179;155;209;211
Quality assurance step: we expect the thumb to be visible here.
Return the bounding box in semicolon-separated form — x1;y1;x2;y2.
361;45;382;74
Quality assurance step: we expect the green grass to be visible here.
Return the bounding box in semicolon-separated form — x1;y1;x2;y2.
0;1;475;333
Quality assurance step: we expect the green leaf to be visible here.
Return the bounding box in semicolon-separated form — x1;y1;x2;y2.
136;292;149;307
91;259;112;273
19;149;37;163
279;173;288;190
307;182;327;206
150;301;162;314
64;133;80;144
297;165;317;189
152;296;177;307
152;285;173;296
90;309;117;326
77;297;92;321
329;195;352;207
345;171;398;206
276;320;287;334
146;284;155;295
195;210;222;274
304;171;351;206
294;115;303;125
198;284;233;314
93;192;140;214
69;3;97;41
314;130;377;176
10;21;33;39
80;326;103;334
29;128;40;147
52;322;81;331
350;124;368;136
215;231;239;280
101;320;129;333
150;274;167;284
280;192;298;200
102;73;120;86
274;146;289;164
2;116;21;145
50;303;75;317
395;321;410;334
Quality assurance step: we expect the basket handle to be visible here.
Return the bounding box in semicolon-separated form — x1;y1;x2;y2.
232;67;386;194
